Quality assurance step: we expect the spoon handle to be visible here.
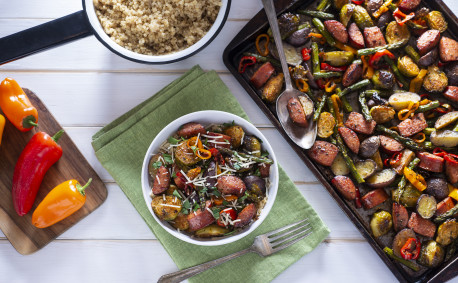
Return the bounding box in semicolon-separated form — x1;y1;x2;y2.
261;0;294;91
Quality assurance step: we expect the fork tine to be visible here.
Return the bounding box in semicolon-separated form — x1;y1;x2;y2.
272;229;313;253
265;218;309;237
268;221;310;242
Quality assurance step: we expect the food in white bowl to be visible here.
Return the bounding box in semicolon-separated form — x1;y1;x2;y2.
141;111;278;246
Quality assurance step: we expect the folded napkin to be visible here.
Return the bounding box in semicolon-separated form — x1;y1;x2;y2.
92;65;330;283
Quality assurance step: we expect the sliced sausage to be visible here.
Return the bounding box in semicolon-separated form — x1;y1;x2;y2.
399;0;421;11
177;122;206;138
361;188;389;209
364;27;386;48
397;113;427;137
379;135;404;153
417;29;441;55
444;86;458;103
287;97;308;127
234;203;257;228
308;141;339;166
446;155;458;184
348;23;365;49
216;175;247;197
331;176;357;201
440;37;458;62
262;73;284;103
418;48;439;68
259;163;271;178
436;197;456;216
187;209;215;231
393;202;409;232
338;127;360;154
324;20;348;44
206;132;232;148
152;166;171;195
342;62;363;87
345;112;377;135
418;152;444;173
250;62;275;89
407;212;436;238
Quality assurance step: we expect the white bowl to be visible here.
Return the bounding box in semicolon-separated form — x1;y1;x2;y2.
141;111;279;246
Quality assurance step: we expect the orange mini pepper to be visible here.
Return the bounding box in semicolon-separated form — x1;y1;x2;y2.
0;78;38;132
0;114;5;145
32;178;92;228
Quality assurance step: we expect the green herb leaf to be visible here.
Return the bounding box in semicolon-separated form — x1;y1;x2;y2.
182;199;191;210
212;189;221;197
261;151;269;157
163;154;173;164
192;202;200;211
223;120;235;127
200;186;208;194
222;200;230;206
172;190;182;199
232;163;241;170
211;207;221;219
168;136;180;145
151;161;162;169
254;167;261;177
238;192;249;203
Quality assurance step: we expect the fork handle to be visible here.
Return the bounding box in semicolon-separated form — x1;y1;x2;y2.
157;247;253;283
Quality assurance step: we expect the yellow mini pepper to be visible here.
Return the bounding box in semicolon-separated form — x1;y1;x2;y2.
404;167;427;191
0;114;5;145
410;69;428;93
449;185;458;202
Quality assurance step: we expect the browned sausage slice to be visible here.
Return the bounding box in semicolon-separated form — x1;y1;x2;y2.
407;212;436;238
152;166;170;195
206;132;232;148
399;0;421;11
379;135;404;153
444;86;458;103
324;20;348;43
287;97;308;127
216;175;247;197
338;127;360;154
250;62;275;89
345;112;377;135
393;203;409;232
440;37;458;62
397;113;427;137
418;152;444;173
177;122;206;138
331;176;357;200
364;27;386;48
308;141;339;166
187;209;215;231
361;188;389;209
446;155;458;184
342;62;363;87
436;197;455;216
417;30;441;55
348;23;365;49
234;203;257;228
259;163;271;178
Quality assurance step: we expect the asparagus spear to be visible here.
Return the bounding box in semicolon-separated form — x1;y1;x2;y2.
336;88;352;112
316;0;330;11
339;79;371;97
435;203;458;223
312;18;336;46
313;94;328;121
359;91;372;121
218;148;274;164
313;71;342;79
297;10;334;19
335;132;365;183
415;100;440;113
384;56;410;90
384;247;420;272
405;45;420;64
242;52;280;68
356;42;404;57
312;42;321;74
376;125;424;151
395;158;420;203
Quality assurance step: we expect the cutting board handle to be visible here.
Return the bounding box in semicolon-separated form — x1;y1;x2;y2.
0;10;92;65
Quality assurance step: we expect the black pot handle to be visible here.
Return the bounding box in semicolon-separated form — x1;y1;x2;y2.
0;10;93;65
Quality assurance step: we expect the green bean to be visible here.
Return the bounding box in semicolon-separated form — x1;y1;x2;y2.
316;0;330;11
312;18;336;46
435;203;458;223
336;88;352;112
376;125;424;151
423;128;435;135
242;52;281;67
383;248;420;272
359;92;372;121
313;71;342;79
306;88;318;104
395;158;420;203
313;94;328;121
335;133;365;183
405;46;420;64
356;42;404;57
384;56;410;90
312;42;321;74
339;79;371;97
416;100;441;113
297;10;334;19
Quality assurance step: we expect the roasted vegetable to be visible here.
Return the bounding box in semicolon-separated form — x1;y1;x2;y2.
277;12;301;39
331;153;350;176
430;130;458;148
151;195;182;221
312;18;336;46
353;5;374;29
224;125;245;148
435;111;458;130
384;247;420;271
297;10;335;20
355;159;377;179
393;228;417;257
370;105;395;124
323;51;354;66
436;220;458;246
372;70;395;90
243;135;262;156
388;92;420;111
195;224;230;238
371;210;393;237
416;194;437;219
172;213;190;231
175;142;200;166
269;42;302;66
385;21;410;45
286;27;312;47
367;168;397;188
340;4;355;27
398;56;420;78
426;11;448;33
396;184;422;208
317;112;336;138
360;136;380;158
244;175;266;196
418;240;445;268
425;178;449;202
262;73;284;103
333;0;351;10
423;65;448;93
148;153;164;178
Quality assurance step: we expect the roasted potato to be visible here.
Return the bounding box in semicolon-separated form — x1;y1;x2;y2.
165;184;178;196
299;95;314;119
224;125;245;148
243;135;262;156
151;195;182;221
331;153;350;176
244;175;266;196
386;21;410;45
435;111;458;130
423;65;448;93
172;213;190;231
416;194;437;219
418;240;445;268
394;184;422;208
398;56;420;77
370;105;395;124
392;228;417;257
367;169;396;188
359;136;380;158
277;12;301;39
436;220;458;246
195;224;230;238
323;51;354;66
370;210;393;237
269;41;302;65
388;92;421;111
148;153;164;178
262;73;284;103
371;150;384;171
426;11;448;33
425;178;449;202
317;112;336;138
372;70;395;90
175;142;200;167
355;159;377;179
430;129;458;148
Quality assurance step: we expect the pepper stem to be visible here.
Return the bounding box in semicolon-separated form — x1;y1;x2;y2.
52;129;65;143
22;115;38;129
77;178;92;196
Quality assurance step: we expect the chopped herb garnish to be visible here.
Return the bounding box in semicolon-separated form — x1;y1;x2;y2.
171;172;177;178
238;192;249;203
190;146;198;154
193;203;201;211
200;186;208;194
212;189;221;197
163;154;173;164
254;167;261;177
181;199;191;214
211;207;221;219
222;200;230;206
223;120;235;127
172;190;182;199
151;161;162;169
261;151;269;157
232;163;241;170
168;136;180;145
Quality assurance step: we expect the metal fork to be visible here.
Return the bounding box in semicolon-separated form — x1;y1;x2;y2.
157;218;312;283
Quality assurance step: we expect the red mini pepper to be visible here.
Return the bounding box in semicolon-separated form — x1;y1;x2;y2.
444;154;458;165
393;8;415;26
217;207;237;227
238;56;256;74
400;238;421;260
352;0;363;4
321;63;348;72
369;50;395;69
301;48;312;61
12;129;64;216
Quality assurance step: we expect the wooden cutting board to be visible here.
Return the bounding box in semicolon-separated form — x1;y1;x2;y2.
0;89;108;255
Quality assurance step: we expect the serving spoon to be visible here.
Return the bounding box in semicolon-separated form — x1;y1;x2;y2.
261;0;317;149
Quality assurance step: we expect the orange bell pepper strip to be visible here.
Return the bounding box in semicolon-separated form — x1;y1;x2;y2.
0;78;38;132
32;179;92;228
404;167;427;192
255;34;270;57
0;114;5;145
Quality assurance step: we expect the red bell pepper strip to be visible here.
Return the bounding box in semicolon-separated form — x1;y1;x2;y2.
317;79;326;89
217;207;237;227
400;238;421;260
12;130;64;216
209;148;225;165
444;154;458;165
393;8;415;26
321;63;348;72
352;0;363;4
369;50;395;68
301;48;312;61
238;56;256;74
433;147;448;157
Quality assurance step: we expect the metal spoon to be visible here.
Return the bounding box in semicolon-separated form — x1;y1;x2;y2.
261;0;317;149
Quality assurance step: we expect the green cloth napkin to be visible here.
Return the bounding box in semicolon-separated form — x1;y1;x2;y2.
92;65;330;283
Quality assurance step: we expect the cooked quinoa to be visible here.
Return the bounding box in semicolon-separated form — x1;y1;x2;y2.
94;0;222;55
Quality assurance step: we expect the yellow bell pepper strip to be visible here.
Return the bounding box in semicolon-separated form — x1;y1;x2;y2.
295;79;310;92
196;148;212;160
32;179;92;228
0;78;38;132
0;114;5;145
331;94;343;126
334;42;357;55
404;167;427;192
449;186;458;202
409;69;427;93
325;80;337;93
308;33;326;45
373;0;392;18
361;55;374;79
255;34;270;57
398;101;419;120
187;136;203;149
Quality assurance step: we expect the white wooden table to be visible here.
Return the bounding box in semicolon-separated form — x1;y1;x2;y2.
0;1;456;282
